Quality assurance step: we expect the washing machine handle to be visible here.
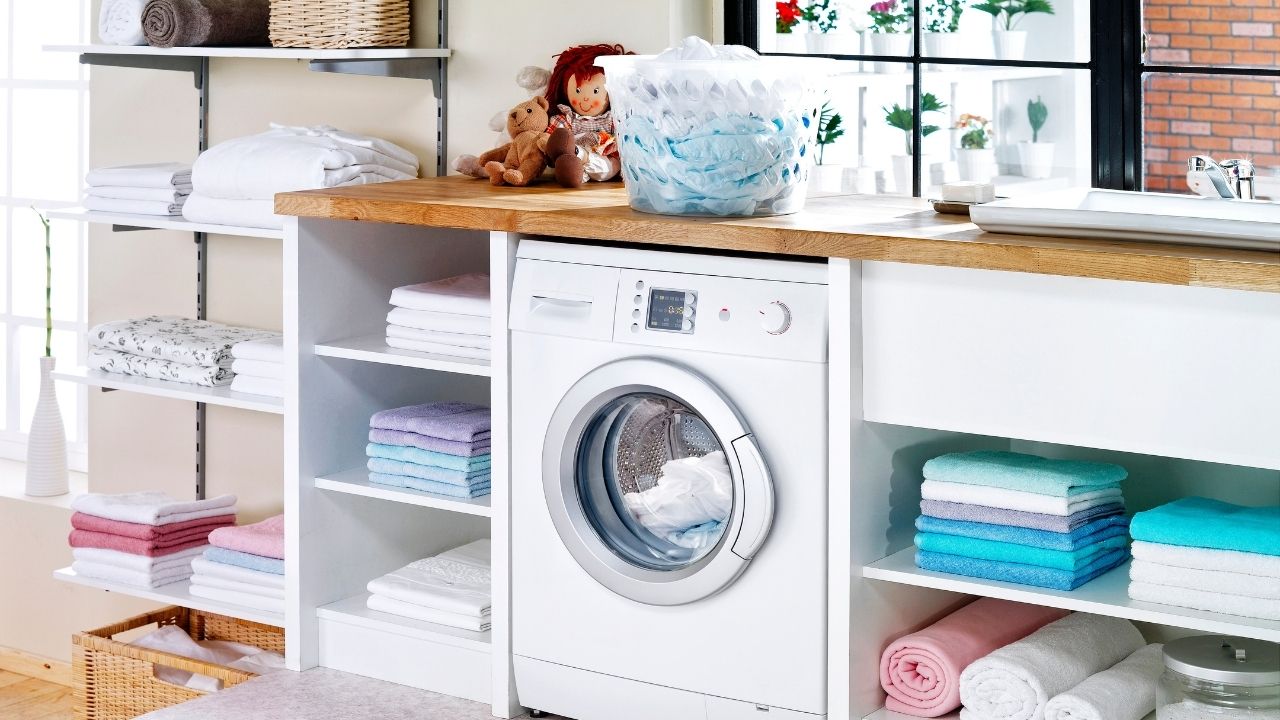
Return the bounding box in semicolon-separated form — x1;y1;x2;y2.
730;434;775;561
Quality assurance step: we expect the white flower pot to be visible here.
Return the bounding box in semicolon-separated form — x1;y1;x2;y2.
25;356;68;497
957;147;997;183
805;32;840;55
993;30;1027;60
891;154;913;194
775;31;807;54
923;32;962;67
1017;141;1055;179
869;33;911;73
845;166;879;195
811;164;845;193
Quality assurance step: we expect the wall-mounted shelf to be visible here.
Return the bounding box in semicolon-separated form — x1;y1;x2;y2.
45;44;451;60
54;366;284;415
314;334;490;376
317;592;490;652
46;207;283;240
315;468;492;517
53;567;285;627
864;547;1280;643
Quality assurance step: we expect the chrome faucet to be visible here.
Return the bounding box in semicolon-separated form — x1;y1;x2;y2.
1187;156;1256;200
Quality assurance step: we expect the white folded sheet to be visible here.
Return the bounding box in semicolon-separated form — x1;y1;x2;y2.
89;347;232;386
232;336;284;363
1130;559;1280;599
191;573;286;599
230;374;283;398
71;559;193;588
86;185;191;202
384;336;491;361
921;480;1123;517
86;162;192;189
386;307;490;336
1043;644;1163;720
182;194;282;230
389;274;490;316
98;0;146;45
366;594;491;632
73;545;207;573
231;358;283;380
1129;581;1280;620
189;584;286;614
84;195;185;216
386;323;492;349
72;491;237;526
1131;540;1280;578
959;613;1145;720
365;539;491;617
190;556;285;589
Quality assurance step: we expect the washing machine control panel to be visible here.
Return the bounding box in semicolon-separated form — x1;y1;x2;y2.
644;288;697;333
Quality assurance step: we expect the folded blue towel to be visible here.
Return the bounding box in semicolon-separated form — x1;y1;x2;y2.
204;546;284;575
915;514;1130;552
914;532;1129;571
1130;497;1280;556
920;499;1126;534
366;457;490;487
916;547;1128;590
365;442;491;472
369;472;491;499
923;451;1127;497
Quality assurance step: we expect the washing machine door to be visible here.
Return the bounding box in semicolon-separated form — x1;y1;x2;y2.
543;357;775;606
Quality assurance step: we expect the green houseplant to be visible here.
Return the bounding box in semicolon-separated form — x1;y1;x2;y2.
868;0;914;72
811;101;848;192
922;0;965;63
25;209;68;497
802;0;842;53
955;113;996;182
973;0;1055;59
1018;95;1055;178
884;92;947;193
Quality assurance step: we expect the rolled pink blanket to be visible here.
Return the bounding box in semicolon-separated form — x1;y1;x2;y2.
879;598;1069;717
71;511;235;540
208;514;284;560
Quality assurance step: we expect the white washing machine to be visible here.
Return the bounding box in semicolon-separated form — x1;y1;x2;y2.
510;240;829;720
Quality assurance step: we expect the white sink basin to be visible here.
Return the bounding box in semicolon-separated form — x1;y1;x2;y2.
970;188;1280;252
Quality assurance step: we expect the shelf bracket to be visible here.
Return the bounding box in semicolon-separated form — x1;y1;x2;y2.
78;53;206;89
307;58;440;88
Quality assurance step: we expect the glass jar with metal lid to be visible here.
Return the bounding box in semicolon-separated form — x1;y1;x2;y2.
1157;635;1280;718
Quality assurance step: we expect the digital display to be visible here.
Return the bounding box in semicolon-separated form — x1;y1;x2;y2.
646;288;695;333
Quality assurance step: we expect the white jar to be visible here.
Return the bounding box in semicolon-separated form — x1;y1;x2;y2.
1157;636;1280;719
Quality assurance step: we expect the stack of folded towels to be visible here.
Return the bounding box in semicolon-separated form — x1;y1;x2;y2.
189;515;285;614
89;316;280;387
183;124;418;230
1128;497;1280;621
229;337;284;398
915;451;1130;590
68;492;237;588
385;274;491;361
366;539;491;632
367;401;492;499
84;163;192;216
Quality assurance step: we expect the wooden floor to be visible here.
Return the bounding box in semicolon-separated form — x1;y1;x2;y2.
0;669;73;719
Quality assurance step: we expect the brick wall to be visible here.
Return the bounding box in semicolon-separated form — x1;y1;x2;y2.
1143;0;1279;192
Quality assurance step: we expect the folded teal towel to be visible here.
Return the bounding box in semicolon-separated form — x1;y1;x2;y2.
204;546;284;575
369;472;491;499
366;457;490;487
916;547;1128;590
923;451;1127;497
365;442;491;472
915;531;1129;571
1130;497;1280;556
915;514;1130;552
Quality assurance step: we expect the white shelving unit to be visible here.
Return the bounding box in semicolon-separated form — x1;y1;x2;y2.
314;334;490;376
53;567;285;627
45;207;283;240
314;467;492;517
54;366;283;414
317;592;490;650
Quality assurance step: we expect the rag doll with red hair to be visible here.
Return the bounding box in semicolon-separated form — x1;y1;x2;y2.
539;43;632;188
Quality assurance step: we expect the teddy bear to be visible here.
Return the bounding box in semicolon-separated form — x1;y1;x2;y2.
455;96;552;186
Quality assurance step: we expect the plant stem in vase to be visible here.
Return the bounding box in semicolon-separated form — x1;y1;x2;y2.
1018;95;1055;178
26;210;68;497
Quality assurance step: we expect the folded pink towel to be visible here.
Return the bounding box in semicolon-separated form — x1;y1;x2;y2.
879;598;1070;717
208;514;284;560
68;529;213;557
71;512;236;540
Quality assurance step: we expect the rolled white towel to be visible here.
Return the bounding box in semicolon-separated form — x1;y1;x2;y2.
959;613;1145;720
98;0;147;45
1043;644;1164;720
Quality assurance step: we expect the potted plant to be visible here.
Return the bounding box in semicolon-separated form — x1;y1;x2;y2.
1017;95;1054;178
868;0;913;73
811;101;847;192
972;0;1054;60
776;0;806;54
955;113;996;182
25;209;68;497
803;0;841;54
923;0;965;65
884;92;947;193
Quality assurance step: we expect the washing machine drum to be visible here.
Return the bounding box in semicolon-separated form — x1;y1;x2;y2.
543;358;775;606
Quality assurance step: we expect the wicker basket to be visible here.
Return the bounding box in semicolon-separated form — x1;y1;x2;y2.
73;606;285;720
269;0;411;49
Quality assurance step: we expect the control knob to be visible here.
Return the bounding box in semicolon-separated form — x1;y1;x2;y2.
759;301;792;335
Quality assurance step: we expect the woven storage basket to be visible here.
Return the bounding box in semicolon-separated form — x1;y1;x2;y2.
73;606;285;720
270;0;410;49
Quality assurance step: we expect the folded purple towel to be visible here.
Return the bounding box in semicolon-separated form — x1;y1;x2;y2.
368;428;491;457
369;402;492;443
920;499;1125;534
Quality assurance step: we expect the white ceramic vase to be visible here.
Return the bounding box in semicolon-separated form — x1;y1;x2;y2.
957;147;997;183
804;32;840;54
811;164;845;194
923;32;962;68
25;356;68;497
1017;141;1055;179
775;31;807;54
993;30;1027;60
869;33;911;73
891;154;913;195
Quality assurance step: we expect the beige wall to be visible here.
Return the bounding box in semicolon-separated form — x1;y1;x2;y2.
0;0;715;665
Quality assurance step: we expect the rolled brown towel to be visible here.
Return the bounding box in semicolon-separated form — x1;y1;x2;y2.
142;0;270;48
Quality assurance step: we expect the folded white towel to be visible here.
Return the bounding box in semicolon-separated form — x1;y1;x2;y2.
366;540;491;617
386;307;489;336
921;480;1123;517
1129;581;1280;621
1131;540;1280;579
230;374;283;398
384;336;491;361
72;492;236;526
98;0;146;45
182;194;282;230
73;545;206;573
86;162;192;189
389;275;491;317
959;613;1145;720
190;556;285;589
231;358;283;380
366;594;491;632
286;124;419;168
189;584;286;614
232;336;284;363
386;324;492;349
191;573;286;599
1130;559;1280;600
71;559;192;588
1043;644;1164;720
84;195;185;216
86;185;190;202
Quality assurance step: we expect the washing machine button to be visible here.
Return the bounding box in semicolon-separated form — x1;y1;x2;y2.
759;301;792;335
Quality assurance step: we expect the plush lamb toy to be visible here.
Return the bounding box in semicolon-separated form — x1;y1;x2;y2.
463;96;552;186
453;66;551;177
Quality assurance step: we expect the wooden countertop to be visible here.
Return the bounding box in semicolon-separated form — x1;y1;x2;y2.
276;177;1280;293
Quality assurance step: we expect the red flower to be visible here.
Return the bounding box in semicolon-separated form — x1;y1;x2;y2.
777;0;801;25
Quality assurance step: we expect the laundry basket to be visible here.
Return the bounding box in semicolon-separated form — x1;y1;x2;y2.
269;0;410;49
73;606;285;720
